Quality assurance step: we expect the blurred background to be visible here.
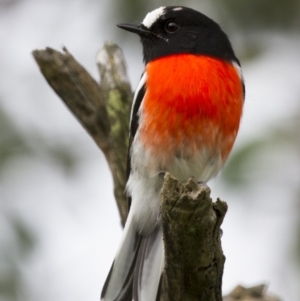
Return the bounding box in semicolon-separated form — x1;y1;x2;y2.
0;0;300;300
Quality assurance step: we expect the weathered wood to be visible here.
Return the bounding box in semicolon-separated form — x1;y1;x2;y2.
32;44;132;226
161;174;227;301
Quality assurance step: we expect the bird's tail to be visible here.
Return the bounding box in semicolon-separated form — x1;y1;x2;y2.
133;227;164;301
101;215;164;301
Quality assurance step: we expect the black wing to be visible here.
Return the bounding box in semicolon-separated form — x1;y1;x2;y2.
129;73;147;140
126;73;147;210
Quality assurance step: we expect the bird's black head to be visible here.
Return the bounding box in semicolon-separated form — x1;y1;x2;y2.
118;6;239;64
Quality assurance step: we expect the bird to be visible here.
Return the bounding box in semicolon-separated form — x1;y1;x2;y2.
101;6;244;301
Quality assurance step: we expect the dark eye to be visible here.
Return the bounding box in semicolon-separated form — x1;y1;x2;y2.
165;21;179;33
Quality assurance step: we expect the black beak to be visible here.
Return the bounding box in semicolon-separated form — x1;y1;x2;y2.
117;23;151;36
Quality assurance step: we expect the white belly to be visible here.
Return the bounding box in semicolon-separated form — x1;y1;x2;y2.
126;135;223;235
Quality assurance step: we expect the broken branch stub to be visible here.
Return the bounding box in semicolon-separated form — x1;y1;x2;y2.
160;173;227;301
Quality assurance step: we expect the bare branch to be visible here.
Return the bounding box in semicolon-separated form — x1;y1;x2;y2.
32;44;132;226
223;284;282;301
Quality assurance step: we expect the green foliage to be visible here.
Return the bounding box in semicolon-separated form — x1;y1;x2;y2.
112;0;300;62
0;106;80;177
0;105;84;300
219;0;300;31
12;218;36;257
221;116;300;188
0;218;35;300
221;139;268;188
113;0;300;32
0;109;31;171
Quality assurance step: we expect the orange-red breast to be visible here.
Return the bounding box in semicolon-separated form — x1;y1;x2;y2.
101;6;244;301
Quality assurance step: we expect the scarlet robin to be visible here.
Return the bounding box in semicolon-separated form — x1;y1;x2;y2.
101;6;244;301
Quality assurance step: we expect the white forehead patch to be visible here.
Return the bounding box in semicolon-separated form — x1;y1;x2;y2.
142;7;165;28
173;7;183;11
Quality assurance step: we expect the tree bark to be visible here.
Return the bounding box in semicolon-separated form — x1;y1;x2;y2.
32;44;132;226
160;174;227;301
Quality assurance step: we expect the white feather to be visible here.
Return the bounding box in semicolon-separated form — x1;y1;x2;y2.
101;213;138;301
142;7;165;29
127;129;224;235
173;7;183;11
130;72;147;129
137;229;164;301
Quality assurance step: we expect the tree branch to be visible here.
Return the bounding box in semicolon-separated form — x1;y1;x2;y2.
32;44;132;226
161;174;226;301
223;284;282;301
